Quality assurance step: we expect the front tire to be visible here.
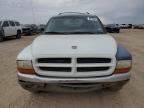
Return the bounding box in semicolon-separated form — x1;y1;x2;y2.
116;30;120;33
0;29;5;42
108;84;123;91
106;80;129;91
29;31;32;36
0;37;3;42
16;31;21;39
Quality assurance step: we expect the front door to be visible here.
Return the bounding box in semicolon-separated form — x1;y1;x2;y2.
2;21;11;36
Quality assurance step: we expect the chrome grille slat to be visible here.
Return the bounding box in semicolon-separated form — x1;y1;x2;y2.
36;57;113;74
76;63;113;67
77;58;111;63
37;58;71;63
77;67;110;72
39;67;71;72
36;63;72;67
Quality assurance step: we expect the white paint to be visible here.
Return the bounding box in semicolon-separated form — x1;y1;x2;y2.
17;34;118;77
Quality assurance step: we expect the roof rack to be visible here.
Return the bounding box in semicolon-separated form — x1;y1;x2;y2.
58;12;90;15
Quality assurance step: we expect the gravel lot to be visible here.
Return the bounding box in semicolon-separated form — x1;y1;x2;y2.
0;29;144;108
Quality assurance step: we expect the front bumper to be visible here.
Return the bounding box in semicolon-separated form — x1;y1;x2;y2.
17;73;130;92
17;72;131;83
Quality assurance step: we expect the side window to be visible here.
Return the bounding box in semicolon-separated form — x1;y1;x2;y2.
15;22;20;26
2;21;9;27
9;21;15;26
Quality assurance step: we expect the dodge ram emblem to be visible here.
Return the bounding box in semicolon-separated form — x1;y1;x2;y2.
72;46;77;49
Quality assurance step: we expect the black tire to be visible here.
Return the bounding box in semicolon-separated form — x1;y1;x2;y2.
20;84;40;93
107;80;129;91
0;37;3;42
29;31;32;36
108;84;123;91
116;30;120;33
16;31;21;39
27;89;40;93
0;29;4;42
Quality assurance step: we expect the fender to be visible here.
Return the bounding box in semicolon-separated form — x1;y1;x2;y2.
17;45;33;60
116;43;132;60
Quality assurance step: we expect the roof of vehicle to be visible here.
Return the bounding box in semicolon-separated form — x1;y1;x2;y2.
52;12;99;18
0;19;19;22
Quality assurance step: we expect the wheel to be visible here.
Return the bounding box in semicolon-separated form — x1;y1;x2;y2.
27;89;40;93
116;30;120;33
29;31;32;36
16;31;21;39
20;84;40;93
106;81;128;91
0;37;3;42
0;29;4;42
108;84;123;91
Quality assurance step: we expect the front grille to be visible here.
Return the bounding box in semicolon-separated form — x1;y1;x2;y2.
36;57;113;75
77;67;110;72
77;58;111;63
39;67;71;72
38;58;71;63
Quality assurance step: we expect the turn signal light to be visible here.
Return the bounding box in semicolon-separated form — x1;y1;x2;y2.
114;60;132;74
17;60;36;74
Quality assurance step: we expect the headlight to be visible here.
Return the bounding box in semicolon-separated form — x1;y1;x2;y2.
17;60;36;74
114;60;132;74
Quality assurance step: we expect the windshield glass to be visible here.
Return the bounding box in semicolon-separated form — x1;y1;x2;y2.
44;16;105;34
0;21;2;26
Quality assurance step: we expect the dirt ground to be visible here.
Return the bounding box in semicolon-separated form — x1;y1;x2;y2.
0;29;144;108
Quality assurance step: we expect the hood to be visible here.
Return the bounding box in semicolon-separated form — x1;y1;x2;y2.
31;34;117;57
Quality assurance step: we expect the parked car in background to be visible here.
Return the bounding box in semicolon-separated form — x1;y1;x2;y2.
0;20;22;42
37;24;46;33
31;24;38;34
133;24;144;29
22;24;32;36
22;24;38;36
105;24;120;33
127;24;133;29
120;24;130;29
17;12;132;92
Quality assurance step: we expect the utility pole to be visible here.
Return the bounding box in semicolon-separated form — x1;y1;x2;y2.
31;0;36;24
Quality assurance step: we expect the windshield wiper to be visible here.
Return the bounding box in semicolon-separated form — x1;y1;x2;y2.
66;32;97;34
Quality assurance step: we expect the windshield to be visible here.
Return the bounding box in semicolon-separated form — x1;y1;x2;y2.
0;21;2;26
44;16;106;34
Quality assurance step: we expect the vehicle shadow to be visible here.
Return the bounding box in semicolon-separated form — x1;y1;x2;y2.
3;37;19;42
28;89;122;108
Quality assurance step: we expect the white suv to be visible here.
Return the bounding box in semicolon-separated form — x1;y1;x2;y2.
17;12;132;92
0;20;22;42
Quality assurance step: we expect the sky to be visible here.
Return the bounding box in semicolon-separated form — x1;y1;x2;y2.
0;0;144;24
